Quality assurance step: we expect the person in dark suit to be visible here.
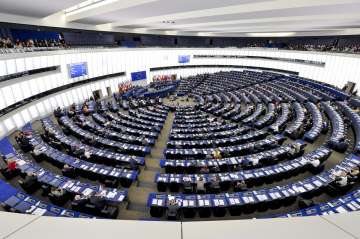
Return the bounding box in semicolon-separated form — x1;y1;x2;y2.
74;194;89;205
20;172;38;189
210;175;221;193
234;180;247;192
90;188;107;210
72;145;85;157
167;199;179;220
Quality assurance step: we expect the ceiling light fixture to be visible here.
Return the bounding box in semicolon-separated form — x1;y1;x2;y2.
64;0;119;16
162;21;175;24
246;32;296;37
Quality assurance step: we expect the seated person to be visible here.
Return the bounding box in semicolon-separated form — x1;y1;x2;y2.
309;158;321;169
82;105;89;114
68;110;75;117
211;165;221;173
212;148;222;160
167;199;179;220
289;143;302;156
249;156;260;167
20;172;38;189
72;145;85;157
62;164;76;177
199;166;209;174
234;180;247;192
183;176;193;192
88;137;97;146
208;117;216;123
222;149;231;158
272;124;280;133
32;145;45;158
54;107;64;118
127;158;138;170
196;177;206;193
334;171;349;187
15;132;31;150
51;187;65;197
209;175;221;192
141;137;148;146
74;194;89;206
49;138;62;149
90;192;107;210
349;167;360;183
205;153;213;160
83;149;92;160
6;159;18;172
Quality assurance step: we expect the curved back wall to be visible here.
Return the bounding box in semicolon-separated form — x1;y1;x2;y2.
0;48;359;138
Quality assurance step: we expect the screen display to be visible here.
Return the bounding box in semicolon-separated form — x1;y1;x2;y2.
131;71;147;81
178;55;190;63
68;62;88;78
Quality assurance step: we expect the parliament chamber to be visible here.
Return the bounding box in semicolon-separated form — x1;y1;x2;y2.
1;0;360;238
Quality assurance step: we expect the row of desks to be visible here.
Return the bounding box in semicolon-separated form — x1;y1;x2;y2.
149;154;360;216
157;146;331;187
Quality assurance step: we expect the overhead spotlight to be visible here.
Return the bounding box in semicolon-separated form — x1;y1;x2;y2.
162;20;175;24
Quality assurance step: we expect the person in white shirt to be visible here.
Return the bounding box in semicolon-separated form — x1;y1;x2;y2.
196;177;206;193
310;159;321;168
32;145;44;157
294;143;302;154
272;124;279;133
84;149;91;159
335;171;349;187
250;156;260;167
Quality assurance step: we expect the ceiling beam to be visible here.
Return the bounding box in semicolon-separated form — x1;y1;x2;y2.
101;0;360;28
143;13;360;31
65;0;159;22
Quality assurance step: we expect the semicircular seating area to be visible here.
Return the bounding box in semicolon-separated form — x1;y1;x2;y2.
1;70;360;222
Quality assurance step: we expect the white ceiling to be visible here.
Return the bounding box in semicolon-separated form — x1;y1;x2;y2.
0;0;85;18
1;0;360;37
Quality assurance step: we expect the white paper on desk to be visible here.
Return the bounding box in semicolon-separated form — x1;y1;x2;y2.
229;198;235;205
282;191;289;197
183;200;188;207
257;195;268;201
297;186;306;193
243;197;250;203
351;201;360;209
118;195;125;201
26;205;36;214
82;188;93;196
106;191;117;198
244;174;252;179
304;184;315;190
335;206;348;213
31;208;46;216
73;186;80;192
64;181;74;189
204;200;210;206
347;203;356;211
313;180;322;187
214;200;219;206
198;200;204;206
17;160;26;166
